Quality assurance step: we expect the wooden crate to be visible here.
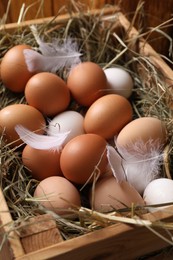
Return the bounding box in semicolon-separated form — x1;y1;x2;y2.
1;6;173;260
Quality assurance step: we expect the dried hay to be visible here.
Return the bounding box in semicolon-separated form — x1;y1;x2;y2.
1;0;173;253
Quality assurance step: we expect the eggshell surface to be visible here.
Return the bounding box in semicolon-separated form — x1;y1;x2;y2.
67;62;108;106
90;176;145;212
25;72;70;116
0;104;46;146
47;110;85;145
116;117;167;150
104;67;133;98
34;176;81;216
1;45;34;92
22;145;62;180
143;178;173;208
84;94;133;140
60;134;108;184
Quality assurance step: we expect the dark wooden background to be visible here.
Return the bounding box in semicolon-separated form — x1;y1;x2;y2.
0;0;173;59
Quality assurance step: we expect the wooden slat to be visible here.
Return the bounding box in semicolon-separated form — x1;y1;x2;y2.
0;188;25;259
17;214;58;238
19;214;64;254
0;0;53;23
21;228;63;254
117;12;173;84
116;0;173;57
16;206;173;260
1;0;173;57
0;0;110;24
0;6;119;32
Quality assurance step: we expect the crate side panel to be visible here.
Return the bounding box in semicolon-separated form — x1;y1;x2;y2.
16;219;173;260
0;188;25;258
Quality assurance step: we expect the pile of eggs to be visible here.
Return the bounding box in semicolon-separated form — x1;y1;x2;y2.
0;44;172;216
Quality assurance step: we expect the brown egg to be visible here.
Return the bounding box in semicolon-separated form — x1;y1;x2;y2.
22;145;62;180
34;176;81;216
0;104;46;147
67;61;108;106
60;134;108;185
0;45;34;92
25;72;70;116
89;176;145;213
116;117;167;150
84;94;133;140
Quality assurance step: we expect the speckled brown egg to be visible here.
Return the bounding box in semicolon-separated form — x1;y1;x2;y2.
0;45;34;92
0;104;46;147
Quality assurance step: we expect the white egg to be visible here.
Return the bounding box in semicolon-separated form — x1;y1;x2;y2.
104;67;133;98
47;110;85;145
143;178;173;211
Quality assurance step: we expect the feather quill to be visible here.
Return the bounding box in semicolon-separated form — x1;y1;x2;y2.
106;145;126;182
15;125;70;151
23;25;82;73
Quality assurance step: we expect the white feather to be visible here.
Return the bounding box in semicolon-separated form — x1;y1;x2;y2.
38;37;81;57
23;26;82;73
15;125;70;151
23;49;81;73
106;145;126;182
117;139;164;195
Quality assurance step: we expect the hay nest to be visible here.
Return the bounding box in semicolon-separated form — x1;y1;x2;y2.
1;0;173;247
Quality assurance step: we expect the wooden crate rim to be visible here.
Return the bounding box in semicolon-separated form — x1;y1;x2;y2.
0;6;120;31
1;5;172;82
15;205;173;260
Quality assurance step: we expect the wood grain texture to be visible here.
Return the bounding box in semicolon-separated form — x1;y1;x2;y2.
16;206;173;260
17;214;61;237
118;11;173;83
0;6;119;32
21;227;63;254
115;0;173;58
17;214;63;253
1;0;172;25
0;0;172;57
0;188;24;259
0;0;53;23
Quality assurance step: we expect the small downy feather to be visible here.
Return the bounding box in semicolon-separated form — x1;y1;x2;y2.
106;145;126;182
15;125;70;151
116;139;164;195
23;25;82;73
